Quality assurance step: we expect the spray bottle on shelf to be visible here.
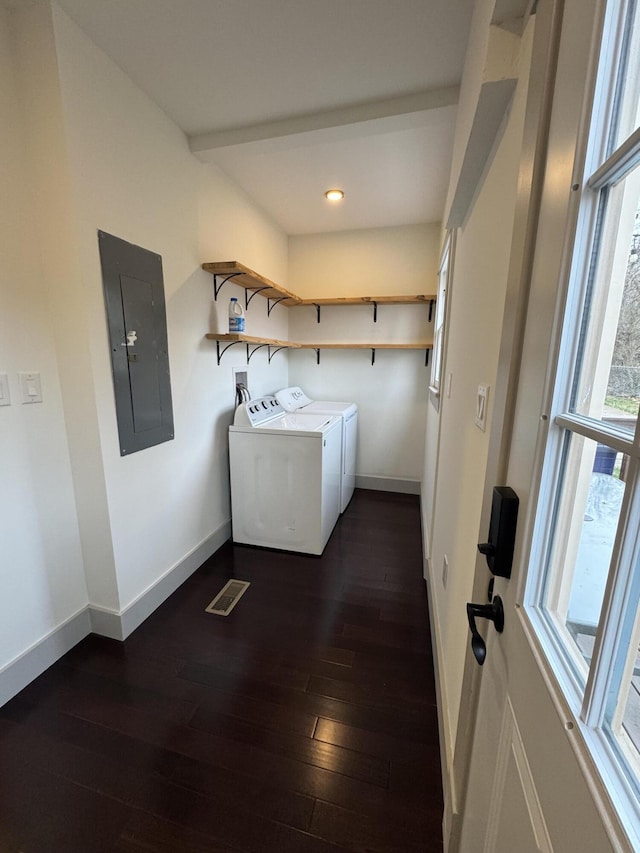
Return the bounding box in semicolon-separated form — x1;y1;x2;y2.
228;297;245;333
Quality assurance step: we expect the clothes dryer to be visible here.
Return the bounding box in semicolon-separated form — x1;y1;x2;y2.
229;396;342;555
276;387;357;512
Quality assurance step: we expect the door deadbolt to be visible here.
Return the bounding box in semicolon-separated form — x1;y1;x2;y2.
478;486;518;578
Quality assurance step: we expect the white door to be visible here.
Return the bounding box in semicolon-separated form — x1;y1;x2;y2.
453;0;640;850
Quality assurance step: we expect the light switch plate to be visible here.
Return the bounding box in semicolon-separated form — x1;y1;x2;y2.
0;373;10;406
19;372;43;404
475;384;489;431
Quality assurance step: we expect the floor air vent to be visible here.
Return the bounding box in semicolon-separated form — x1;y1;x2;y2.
205;579;250;616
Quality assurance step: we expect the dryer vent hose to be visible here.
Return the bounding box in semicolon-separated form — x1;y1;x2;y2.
235;383;250;407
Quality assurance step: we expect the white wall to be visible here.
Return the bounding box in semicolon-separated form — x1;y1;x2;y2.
289;224;439;298
0;0;293;701
11;1;121;614
423;6;533;789
288;225;439;485
0;6;88;682
50;3;290;613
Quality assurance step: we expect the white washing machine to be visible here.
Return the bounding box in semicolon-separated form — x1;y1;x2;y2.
276;387;358;513
229;396;342;555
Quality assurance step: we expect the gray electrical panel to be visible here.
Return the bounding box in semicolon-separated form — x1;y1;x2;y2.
98;231;174;455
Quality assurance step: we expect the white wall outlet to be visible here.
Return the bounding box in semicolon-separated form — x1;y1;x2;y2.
442;554;449;588
475;384;489;431
0;373;10;406
19;372;43;404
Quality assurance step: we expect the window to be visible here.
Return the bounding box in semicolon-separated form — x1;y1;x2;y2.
430;233;453;405
528;0;640;834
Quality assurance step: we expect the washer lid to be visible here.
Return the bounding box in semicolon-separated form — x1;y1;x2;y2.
276;386;312;412
300;400;358;417
262;412;339;433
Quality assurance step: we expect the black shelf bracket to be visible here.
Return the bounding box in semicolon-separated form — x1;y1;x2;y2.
425;349;430;367
373;301;378;323
245;287;269;310
215;340;291;364
371;348;376;365
313;304;321;323
246;343;268;363
267;297;288;316
429;299;434;322
216;339;242;365
312;347;321;364
213;272;241;301
268;346;289;363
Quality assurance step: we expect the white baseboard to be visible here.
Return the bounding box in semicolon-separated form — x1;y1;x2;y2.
355;475;421;495
0;607;91;707
88;605;124;641
92;520;232;640
0;521;231;706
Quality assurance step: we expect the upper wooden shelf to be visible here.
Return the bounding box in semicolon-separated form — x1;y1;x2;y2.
201;261;434;307
202;262;301;304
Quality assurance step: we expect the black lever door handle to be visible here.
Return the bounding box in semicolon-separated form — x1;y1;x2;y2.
466;596;504;666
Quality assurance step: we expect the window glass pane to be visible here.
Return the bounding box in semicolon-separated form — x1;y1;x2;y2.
543;434;626;679
610;1;640;151
430;242;449;393
609;608;640;773
604;556;640;790
572;176;640;432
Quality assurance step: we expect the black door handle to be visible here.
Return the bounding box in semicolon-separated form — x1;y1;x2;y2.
466;596;504;665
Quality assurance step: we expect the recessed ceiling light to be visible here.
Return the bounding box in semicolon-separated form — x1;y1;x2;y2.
325;189;344;201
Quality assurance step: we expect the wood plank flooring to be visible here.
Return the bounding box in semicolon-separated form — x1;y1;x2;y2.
0;489;443;852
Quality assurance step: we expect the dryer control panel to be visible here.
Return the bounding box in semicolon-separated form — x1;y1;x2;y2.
234;395;284;427
276;386;312;412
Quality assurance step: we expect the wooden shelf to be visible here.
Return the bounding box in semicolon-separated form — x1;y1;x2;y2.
201;262;434;308
291;295;436;321
297;342;432;349
202;262;300;305
205;334;431;350
205;333;300;365
205;333;432;365
205;333;298;347
293;295;435;306
296;341;433;366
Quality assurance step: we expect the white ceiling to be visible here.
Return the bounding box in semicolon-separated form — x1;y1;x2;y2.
54;0;475;235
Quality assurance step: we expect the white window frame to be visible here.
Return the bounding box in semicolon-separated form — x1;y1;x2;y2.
524;0;640;843
429;231;454;409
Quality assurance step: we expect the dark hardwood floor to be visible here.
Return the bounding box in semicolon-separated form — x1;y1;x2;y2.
0;490;443;852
